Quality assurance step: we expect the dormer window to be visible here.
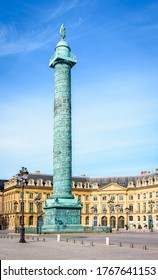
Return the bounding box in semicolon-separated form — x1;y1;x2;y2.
148;178;153;185
92;183;98;189
45;180;51;186
142;180;146;186
37;179;43;186
128;181;133;187
136;180;142;187
155;177;158;184
85;182;89;188
28;179;34;186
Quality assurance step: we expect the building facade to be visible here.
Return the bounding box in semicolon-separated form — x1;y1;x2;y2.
0;179;8;229
1;169;158;231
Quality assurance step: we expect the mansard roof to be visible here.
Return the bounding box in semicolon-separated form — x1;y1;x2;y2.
10;169;158;188
89;171;158;188
0;179;9;190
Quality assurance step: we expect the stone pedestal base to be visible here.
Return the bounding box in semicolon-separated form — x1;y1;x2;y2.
42;198;84;233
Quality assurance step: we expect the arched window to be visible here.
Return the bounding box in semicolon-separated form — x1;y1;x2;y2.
129;216;133;222
137;216;140;222
118;216;124;228
101;216;107;226
110;216;116;228
93;216;97;226
29;216;34;226
85;216;89;225
143;216;146;222
37;216;43;228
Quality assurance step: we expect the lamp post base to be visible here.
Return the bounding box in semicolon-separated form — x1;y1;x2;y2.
19;227;26;243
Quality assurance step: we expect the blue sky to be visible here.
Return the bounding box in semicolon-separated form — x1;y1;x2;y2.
0;0;158;179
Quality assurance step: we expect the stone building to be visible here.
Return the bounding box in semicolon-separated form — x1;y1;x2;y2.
1;168;158;232
0;179;8;229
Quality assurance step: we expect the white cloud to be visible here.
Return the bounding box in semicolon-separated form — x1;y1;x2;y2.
0;0;82;56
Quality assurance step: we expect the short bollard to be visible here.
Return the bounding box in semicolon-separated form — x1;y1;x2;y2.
66;238;68;242
73;239;76;243
11;236;13;239
43;238;45;242
57;234;61;242
106;237;110;246
32;237;34;240
119;242;122;247
37;237;39;241
143;245;148;250
81;240;84;245
91;242;94;246
130;243;134;248
27;236;29;239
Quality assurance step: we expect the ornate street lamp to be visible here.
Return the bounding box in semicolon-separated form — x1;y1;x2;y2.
14;200;18;233
107;200;114;233
148;200;155;232
125;207;130;230
34;195;41;234
16;167;28;243
115;204;120;231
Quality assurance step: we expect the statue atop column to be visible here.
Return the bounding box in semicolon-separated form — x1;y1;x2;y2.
60;24;66;39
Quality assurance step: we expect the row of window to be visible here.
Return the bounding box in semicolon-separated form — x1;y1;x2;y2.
8;213;158;226
83;201;158;213
5;192;158;204
129;192;158;200
24;179;52;186
15;216;44;226
4;193;50;201
135;177;158;187
4;201;44;213
28;193;50;199
78;192;158;202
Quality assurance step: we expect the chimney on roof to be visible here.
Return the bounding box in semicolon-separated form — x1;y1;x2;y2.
34;171;41;174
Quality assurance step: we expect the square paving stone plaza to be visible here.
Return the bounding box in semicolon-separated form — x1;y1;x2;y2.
0;231;158;260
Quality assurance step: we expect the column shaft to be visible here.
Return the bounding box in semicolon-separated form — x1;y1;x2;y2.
53;63;73;198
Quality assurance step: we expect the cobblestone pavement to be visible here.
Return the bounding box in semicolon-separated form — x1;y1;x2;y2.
0;231;158;260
